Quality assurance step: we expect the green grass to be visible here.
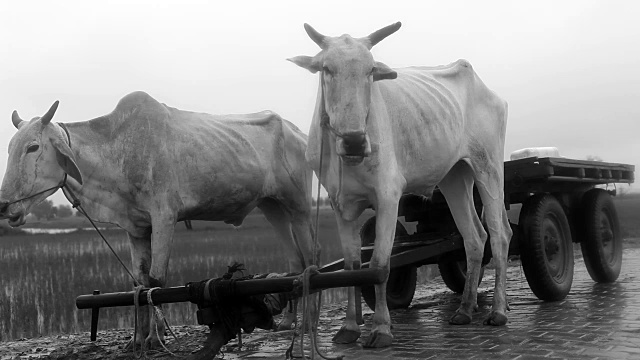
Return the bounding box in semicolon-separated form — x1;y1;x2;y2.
0;209;341;341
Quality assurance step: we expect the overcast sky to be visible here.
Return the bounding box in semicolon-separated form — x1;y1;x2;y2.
1;0;639;206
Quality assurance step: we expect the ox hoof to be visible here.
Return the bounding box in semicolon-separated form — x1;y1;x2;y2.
484;311;508;326
332;327;361;344
363;330;393;348
449;312;472;325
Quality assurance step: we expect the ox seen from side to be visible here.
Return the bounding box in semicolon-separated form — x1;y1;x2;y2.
289;23;512;347
0;91;316;349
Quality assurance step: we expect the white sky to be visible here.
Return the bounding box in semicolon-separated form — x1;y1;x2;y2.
1;0;639;205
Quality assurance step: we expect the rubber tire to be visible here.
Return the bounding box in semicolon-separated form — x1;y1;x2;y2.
519;194;574;301
579;189;622;283
360;216;417;311
438;260;485;294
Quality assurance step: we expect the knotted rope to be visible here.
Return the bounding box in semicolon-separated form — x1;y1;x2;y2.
285;265;343;360
131;286;184;359
147;288;183;357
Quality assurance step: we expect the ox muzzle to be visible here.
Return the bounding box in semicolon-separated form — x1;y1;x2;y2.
0;200;25;226
335;131;372;166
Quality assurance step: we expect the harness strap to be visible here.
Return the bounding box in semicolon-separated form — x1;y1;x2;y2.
4;176;67;206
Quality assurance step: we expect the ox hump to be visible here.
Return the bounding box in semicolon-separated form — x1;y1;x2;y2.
454;59;472;69
114;91;167;116
439;59;474;77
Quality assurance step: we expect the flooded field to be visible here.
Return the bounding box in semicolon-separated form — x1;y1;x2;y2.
0;209;435;341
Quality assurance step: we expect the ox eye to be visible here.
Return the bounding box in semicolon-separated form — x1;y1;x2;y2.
26;144;39;154
322;66;333;76
369;67;377;76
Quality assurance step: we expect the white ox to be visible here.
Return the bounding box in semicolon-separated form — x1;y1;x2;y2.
290;23;512;347
0;91;315;348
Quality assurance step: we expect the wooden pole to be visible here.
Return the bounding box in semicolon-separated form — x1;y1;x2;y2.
76;268;385;310
90;290;100;341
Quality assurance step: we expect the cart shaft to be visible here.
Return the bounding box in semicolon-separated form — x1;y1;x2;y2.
76;267;386;309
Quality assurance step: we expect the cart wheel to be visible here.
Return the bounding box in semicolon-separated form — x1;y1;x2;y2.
519;194;574;301
438;260;484;294
579;189;622;283
360;216;417;311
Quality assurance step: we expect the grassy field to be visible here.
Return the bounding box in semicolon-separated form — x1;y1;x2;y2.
0;209;334;341
1;193;638;341
0;208;437;341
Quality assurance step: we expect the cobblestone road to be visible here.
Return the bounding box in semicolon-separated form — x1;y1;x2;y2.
226;245;640;359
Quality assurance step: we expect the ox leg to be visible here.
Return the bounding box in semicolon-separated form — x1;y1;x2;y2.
258;199;316;331
474;169;512;326
332;213;364;344
363;193;400;348
259;199;313;271
439;162;488;325
128;232;152;348
146;215;177;348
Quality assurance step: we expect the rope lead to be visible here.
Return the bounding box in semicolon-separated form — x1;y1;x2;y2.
285;122;344;360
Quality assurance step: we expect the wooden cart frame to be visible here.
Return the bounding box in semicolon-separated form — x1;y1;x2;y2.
321;156;635;308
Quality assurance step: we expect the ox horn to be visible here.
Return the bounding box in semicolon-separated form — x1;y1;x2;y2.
40;100;60;125
11;110;25;129
365;22;402;49
304;23;327;49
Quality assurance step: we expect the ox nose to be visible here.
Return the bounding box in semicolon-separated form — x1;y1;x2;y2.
0;201;8;216
341;132;367;156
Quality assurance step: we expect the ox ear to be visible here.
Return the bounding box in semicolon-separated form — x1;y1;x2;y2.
287;56;322;74
12;110;25;129
50;132;83;185
373;61;397;81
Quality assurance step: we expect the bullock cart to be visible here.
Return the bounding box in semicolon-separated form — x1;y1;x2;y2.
320;156;635;309
75;155;633;356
